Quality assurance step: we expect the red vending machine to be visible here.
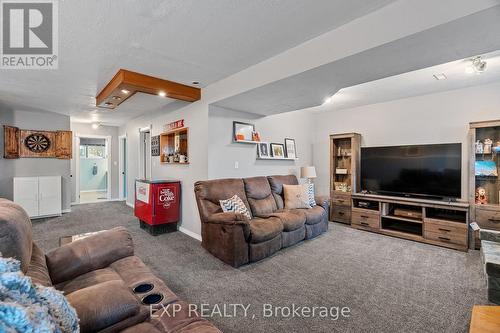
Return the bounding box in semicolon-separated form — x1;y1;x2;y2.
134;179;181;235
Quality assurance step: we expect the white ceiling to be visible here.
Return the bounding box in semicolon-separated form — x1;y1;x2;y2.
0;0;396;126
214;5;500;115
322;50;500;112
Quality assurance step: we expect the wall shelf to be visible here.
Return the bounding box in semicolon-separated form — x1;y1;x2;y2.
234;139;259;144
160;127;188;164
256;156;298;161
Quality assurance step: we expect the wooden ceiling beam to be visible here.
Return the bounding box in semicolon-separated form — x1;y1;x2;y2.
96;69;201;109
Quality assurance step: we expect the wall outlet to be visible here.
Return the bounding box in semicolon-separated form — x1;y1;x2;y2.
234;161;239;169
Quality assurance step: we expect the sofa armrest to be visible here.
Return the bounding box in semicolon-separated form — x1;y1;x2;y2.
46;227;134;284
206;212;249;225
66;280;139;333
315;195;330;210
480;229;500;243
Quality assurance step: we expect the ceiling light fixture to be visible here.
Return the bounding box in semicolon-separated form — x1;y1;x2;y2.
433;73;447;81
466;56;487;74
121;89;130;94
92;123;101;130
192;81;200;85
158;91;167;97
111;96;121;100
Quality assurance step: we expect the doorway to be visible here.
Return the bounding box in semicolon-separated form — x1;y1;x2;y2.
75;135;112;204
139;127;152;180
119;135;127;200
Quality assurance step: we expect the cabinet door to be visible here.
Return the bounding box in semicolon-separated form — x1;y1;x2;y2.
38;176;62;216
55;131;72;159
3;125;20;158
13;177;39;217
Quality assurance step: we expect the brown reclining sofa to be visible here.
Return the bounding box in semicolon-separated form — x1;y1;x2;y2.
0;198;221;333
194;175;330;267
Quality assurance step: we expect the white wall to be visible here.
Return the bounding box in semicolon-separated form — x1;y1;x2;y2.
208;106;314;180
0;109;72;211
313;81;500;200
70;123;120;202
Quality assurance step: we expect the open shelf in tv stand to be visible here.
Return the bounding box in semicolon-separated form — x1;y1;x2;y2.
351;193;469;251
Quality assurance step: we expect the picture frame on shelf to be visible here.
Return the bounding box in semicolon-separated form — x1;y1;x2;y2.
257;142;270;158
270;143;285;158
233;121;255;142
284;138;296;159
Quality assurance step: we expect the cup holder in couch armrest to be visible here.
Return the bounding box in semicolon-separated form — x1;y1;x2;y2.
141;293;164;305
133;283;154;294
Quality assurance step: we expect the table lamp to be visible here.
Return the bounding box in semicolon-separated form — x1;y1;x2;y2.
300;166;317;184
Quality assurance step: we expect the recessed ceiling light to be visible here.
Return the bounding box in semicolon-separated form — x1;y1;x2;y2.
466;56;487;74
121;89;130;94
158;91;167;97
433;73;447;81
92;123;100;129
111;96;121;100
323;96;332;105
192;81;200;85
104;102;113;106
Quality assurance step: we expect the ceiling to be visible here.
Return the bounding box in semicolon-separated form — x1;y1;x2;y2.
0;0;396;126
320;50;500;112
214;5;500;115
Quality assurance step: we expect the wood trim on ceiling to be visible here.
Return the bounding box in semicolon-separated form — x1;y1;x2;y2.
96;69;201;109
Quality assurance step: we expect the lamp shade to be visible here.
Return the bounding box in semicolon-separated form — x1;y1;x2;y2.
300;166;317;179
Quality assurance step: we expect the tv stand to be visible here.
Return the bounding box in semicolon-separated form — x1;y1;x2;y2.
351;193;469;251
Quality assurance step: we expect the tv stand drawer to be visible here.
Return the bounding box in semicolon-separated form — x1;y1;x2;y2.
352;210;380;229
424;230;467;246
424;219;467;246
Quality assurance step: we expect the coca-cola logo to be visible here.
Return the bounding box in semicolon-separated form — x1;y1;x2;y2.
159;188;175;208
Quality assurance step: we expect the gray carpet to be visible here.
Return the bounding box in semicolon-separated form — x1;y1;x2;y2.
32;202;488;333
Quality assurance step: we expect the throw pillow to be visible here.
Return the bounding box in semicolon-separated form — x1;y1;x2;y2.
307;182;317;207
220;195;252;219
283;184;312;209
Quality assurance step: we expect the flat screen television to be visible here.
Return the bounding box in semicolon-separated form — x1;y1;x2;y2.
360;143;462;199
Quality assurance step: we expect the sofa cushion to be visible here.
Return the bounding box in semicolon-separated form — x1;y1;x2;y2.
56;267;122;295
66;280;140;333
283;184;311;209
243;176;277;216
219;195;252;219
194;179;251;223
26;243;52;286
0;199;33;273
248;217;283;243
294;205;326;225
267;175;299;209
269;210;306;232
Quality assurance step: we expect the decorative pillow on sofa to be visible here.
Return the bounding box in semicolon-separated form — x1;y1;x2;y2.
283;184;312;209
220;195;252;219
306;183;317;207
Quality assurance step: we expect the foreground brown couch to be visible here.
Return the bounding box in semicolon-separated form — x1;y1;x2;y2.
0;198;221;333
194;175;329;267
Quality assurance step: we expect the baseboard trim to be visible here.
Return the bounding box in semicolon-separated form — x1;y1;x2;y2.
72;198;124;205
62;208;71;213
126;201;134;208
80;189;107;193
179;227;202;241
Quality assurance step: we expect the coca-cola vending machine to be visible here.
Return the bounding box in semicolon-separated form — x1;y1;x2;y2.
134;179;181;235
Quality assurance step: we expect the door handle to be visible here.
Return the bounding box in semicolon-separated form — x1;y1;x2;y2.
339;212;345;216
438;228;451;232
488;218;500;223
360;215;369;219
360;222;369;226
438;237;450;241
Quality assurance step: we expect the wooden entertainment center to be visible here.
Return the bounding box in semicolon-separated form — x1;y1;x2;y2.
351;193;469;251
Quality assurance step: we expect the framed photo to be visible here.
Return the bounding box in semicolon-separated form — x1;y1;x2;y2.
270;143;285;158
284;138;296;159
233;121;255;142
258;142;270;158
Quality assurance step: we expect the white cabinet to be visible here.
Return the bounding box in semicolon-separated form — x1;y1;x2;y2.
14;176;62;218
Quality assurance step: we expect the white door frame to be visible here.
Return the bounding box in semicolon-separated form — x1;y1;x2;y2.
74;133;112;204
138;126;152;180
118;134;127;201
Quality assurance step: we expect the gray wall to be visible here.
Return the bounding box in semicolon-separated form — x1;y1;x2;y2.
70;123;120;202
208;106;314;180
0;109;72;211
313;81;500;200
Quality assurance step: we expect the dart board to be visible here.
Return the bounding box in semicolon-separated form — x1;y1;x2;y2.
25;133;51;153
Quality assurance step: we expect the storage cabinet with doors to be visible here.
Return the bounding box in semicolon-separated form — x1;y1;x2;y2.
13;176;62;219
469;120;500;248
3;126;72;159
330;133;361;224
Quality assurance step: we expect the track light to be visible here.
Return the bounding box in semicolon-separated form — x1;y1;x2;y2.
92;123;101;130
466;56;487;74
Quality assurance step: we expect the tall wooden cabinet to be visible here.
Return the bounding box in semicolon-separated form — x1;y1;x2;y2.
329;133;361;224
469;120;500;246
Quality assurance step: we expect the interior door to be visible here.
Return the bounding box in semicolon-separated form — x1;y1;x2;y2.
14;177;39;217
38;176;62;216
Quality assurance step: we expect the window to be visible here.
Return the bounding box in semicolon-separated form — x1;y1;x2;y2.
80;145;105;159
